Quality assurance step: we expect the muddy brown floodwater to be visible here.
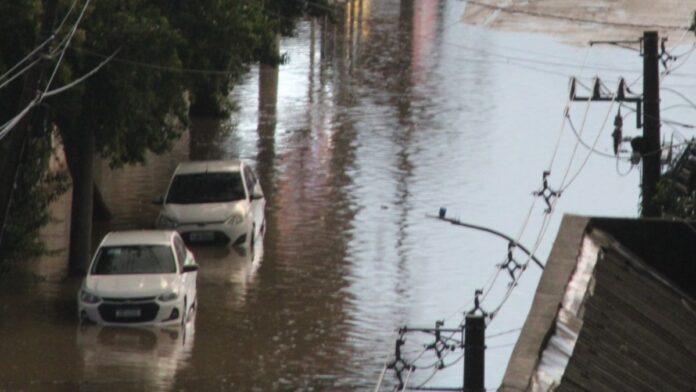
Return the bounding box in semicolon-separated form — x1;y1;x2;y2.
2;0;695;390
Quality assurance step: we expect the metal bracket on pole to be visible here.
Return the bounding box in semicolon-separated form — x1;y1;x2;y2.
569;77;642;128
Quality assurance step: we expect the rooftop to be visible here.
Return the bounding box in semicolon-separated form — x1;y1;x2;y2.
500;215;696;392
100;230;176;247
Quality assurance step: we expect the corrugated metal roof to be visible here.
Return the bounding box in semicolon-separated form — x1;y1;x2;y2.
557;229;696;391
501;215;696;392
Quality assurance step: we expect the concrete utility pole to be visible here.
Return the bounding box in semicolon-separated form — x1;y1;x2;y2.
464;314;485;392
0;0;59;246
641;31;661;217
574;31;663;217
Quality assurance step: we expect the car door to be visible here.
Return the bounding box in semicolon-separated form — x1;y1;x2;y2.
174;235;196;306
244;165;265;239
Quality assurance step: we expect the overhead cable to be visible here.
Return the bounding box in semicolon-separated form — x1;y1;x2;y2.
43;0;92;95
0;0;80;87
464;0;691;31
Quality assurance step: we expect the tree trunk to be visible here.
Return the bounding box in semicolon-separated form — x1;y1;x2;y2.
64;128;95;276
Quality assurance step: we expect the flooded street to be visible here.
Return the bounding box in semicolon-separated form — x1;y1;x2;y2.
2;0;695;390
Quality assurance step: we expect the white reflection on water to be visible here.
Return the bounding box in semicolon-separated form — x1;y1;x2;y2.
77;319;195;392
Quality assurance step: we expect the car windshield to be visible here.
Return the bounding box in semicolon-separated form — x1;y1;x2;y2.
166;172;246;204
91;245;176;275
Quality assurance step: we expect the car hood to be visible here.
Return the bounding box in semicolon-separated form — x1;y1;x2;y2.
85;274;179;298
162;201;247;224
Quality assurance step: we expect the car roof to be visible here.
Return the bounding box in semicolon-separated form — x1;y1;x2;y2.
174;160;243;175
100;230;175;247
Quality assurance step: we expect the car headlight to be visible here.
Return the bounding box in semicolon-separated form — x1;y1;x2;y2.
158;291;179;302
158;215;178;229
225;212;244;225
80;290;101;304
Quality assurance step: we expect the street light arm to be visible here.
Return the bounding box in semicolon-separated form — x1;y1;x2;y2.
426;214;545;270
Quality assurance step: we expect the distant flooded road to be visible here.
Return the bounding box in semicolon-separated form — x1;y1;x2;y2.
3;0;695;390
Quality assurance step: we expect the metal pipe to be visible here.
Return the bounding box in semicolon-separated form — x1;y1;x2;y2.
426;214;545;270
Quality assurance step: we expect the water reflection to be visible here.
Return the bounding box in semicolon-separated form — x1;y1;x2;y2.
76;320;195;392
190;232;263;310
15;0;688;389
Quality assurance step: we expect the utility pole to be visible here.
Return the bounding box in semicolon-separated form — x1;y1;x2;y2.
464;314;485;392
0;0;59;246
575;31;662;217
642;31;661;217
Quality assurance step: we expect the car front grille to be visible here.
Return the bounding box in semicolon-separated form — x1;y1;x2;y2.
98;302;159;323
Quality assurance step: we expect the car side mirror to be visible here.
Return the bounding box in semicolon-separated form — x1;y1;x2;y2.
151;196;164;206
251;192;264;200
182;264;198;273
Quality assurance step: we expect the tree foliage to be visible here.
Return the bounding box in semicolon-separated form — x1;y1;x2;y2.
0;1;41;125
653;177;696;219
0;0;328;264
0;137;68;264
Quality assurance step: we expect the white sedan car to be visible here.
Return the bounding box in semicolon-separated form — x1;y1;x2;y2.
78;230;198;326
154;160;265;247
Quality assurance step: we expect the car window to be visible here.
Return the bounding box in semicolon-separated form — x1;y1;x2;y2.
173;237;187;269
91;245;177;275
166;172;245;204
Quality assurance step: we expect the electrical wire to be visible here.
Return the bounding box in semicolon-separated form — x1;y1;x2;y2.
558;78;597;187
486;327;522;339
566;112;625;160
400;366;415;392
43;0;92;95
616;158;635;177
0;49;115;142
42;49;118;98
662;87;696;113
0;58;41;91
0;97;41;141
441;39;641;75
463;0;691;31
548;68;588;171
560;93;618;192
0;0;80;88
373;359;389;392
72;47;244;75
662;104;696;113
487;75;624;317
487;342;517;350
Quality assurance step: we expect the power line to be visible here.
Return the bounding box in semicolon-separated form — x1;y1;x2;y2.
566;112;626;160
72;47;244;75
0;50;115;142
486;327;522;339
42;49;118;98
0;0;80;88
43;0;91;95
441;40;642;74
0;58;41;91
662;87;696;113
560;96;618;192
464;0;691;31
0;0;93;142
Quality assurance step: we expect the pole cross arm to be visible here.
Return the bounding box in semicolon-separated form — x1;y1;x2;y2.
569;77;643;128
426;214;545;270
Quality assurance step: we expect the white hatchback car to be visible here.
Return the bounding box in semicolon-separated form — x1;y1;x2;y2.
78;230;198;326
155;160;265;246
